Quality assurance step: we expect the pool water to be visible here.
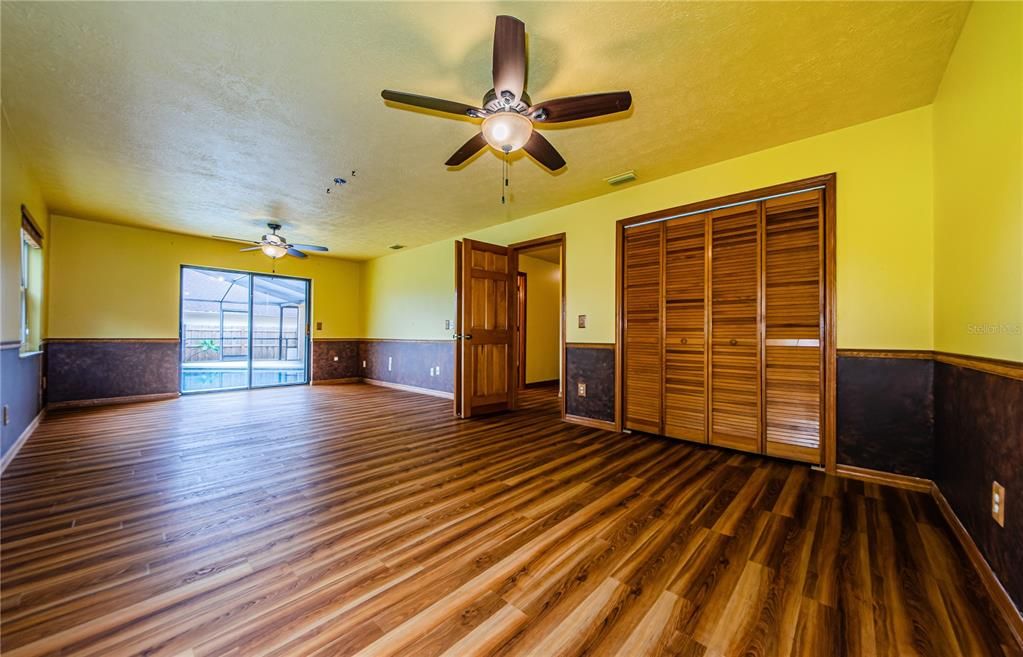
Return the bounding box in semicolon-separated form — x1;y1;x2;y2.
182;369;306;392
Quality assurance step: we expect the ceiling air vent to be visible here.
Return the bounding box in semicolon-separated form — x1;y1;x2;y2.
389;244;405;250
604;170;637;186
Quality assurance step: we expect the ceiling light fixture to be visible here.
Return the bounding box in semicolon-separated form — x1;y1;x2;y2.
481;112;533;153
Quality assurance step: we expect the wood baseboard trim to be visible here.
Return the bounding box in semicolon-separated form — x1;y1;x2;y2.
47;392;181;410
311;377;361;385
930;483;1023;649
1;410;44;474
362;378;454;400
523;379;558;389
833;463;933;493
564;414;617;431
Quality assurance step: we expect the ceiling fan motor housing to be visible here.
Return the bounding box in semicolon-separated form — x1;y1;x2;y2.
483;89;531;114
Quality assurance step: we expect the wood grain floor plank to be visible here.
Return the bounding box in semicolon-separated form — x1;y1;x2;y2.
1;384;1018;656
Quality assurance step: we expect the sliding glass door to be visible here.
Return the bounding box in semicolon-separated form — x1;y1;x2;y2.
180;266;310;393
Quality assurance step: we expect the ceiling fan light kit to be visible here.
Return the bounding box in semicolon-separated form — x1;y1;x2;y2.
482;112;533;153
212;222;329;261
381;15;632;172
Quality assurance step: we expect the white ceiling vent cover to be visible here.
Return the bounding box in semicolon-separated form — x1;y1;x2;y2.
604;170;637;186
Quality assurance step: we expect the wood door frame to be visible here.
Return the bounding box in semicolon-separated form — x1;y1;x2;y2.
516;272;527;389
508;233;566;419
614;173;837;471
453;240;463;417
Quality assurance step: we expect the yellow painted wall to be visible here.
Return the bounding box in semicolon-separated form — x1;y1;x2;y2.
933;2;1023;362
1;113;50;347
519;255;561;384
362;106;936;349
47;215;362;339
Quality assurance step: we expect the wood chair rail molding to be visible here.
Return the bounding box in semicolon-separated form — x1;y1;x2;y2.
838;348;1023;380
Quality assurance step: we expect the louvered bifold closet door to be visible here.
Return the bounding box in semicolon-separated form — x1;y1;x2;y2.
663;213;707;442
623;223;663;433
763;190;823;463
709;203;761;453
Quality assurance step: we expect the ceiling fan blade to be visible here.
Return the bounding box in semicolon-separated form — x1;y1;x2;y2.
286;248;308;259
446;132;488;166
529;91;632;123
289;244;328;252
213;235;261;245
381;90;481;118
523;132;566;171
492;15;526;103
239;246;262;252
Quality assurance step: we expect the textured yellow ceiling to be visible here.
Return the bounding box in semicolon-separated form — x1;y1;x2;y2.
1;1;968;260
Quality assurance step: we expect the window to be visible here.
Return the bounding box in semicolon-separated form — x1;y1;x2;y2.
19;206;43;354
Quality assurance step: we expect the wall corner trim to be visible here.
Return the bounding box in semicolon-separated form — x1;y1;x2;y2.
832;463;1023;649
1;410;44;475
931;482;1023;650
564;414;617;431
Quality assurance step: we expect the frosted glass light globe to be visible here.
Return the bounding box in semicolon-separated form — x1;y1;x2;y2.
261;242;288;259
481;112;533;153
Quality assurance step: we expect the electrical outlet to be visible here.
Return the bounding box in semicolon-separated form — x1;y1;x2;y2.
387;356;393;372
578;314;587;329
445;319;451;330
993;481;1006;527
362;360;367;368
316;321;323;331
577;382;587;397
333;355;339;362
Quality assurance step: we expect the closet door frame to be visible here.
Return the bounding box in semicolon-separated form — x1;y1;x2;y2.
614;173;837;471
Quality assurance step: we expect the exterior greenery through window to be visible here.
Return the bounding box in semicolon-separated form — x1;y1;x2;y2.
19;228;41;353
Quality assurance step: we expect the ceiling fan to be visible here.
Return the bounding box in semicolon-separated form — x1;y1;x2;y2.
381;15;632;171
213;223;328;259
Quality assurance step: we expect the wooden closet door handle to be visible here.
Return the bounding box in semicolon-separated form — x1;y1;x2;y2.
729;338;738;346
681;337;688;345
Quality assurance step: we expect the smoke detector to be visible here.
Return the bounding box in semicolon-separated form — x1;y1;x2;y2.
604;170;637;186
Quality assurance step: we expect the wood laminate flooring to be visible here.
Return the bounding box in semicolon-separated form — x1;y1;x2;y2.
1;384;1019;656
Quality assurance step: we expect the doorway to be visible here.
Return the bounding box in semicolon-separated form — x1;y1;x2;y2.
452;234;566;419
179;266;311;393
510;234;566;414
514;243;563;393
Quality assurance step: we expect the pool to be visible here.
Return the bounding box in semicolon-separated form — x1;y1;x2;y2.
182;368;306;392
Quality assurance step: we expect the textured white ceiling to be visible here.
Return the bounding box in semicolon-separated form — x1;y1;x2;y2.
1;2;968;260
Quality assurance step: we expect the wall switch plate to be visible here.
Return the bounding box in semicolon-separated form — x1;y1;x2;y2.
316;321;323;331
578;314;587;329
445;319;451;330
387;356;393;372
333;355;339;362
577;382;587;397
362;360;366;368
993;481;1006;527
2;405;8;426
